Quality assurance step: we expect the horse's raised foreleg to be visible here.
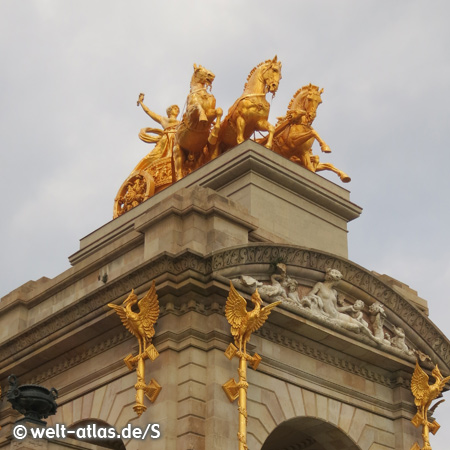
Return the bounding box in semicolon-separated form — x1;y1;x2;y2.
188;93;208;123
290;129;331;153
256;119;275;149
313;161;351;183
310;129;331;153
207;107;223;159
289;130;316;148
208;108;223;146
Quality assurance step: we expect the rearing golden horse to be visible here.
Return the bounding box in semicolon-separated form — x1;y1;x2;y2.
219;56;282;152
262;84;350;183
173;64;223;181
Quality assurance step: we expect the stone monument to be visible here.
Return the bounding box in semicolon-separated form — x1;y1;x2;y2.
1;60;448;450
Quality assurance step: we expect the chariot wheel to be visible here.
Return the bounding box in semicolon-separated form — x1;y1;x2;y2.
113;170;155;219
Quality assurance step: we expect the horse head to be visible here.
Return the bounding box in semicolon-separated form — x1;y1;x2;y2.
261;55;282;95
244;56;282;95
289;84;324;125
191;64;216;90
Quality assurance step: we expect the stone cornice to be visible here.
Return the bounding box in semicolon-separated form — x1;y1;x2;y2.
20;301;400;393
0;251;210;366
1;244;448;374
25;329;132;386
257;322;397;389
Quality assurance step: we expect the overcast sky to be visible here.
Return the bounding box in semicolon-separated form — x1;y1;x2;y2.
1;0;450;445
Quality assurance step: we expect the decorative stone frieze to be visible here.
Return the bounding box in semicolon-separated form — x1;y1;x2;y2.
1;244;448;373
212;244;450;367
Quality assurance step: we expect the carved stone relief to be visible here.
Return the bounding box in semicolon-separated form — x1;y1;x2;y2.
216;244;448;366
232;265;417;359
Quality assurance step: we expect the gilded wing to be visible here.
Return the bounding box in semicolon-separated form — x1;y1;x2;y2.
225;283;248;337
247;291;281;334
411;360;430;404
137;281;160;340
431;365;450;392
108;290;139;338
432;364;443;381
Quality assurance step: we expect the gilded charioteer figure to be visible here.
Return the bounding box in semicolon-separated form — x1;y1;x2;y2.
260;84;351;183
113;64;222;218
135;94;180;171
219;56;282;152
173;64;223;181
113;95;181;218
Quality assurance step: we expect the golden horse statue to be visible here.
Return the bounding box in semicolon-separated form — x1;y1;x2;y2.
219;56;282;152
262;84;350;183
173;64;223;181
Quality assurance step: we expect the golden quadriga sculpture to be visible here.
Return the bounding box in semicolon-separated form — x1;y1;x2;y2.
108;282;162;417
223;283;281;450
113;60;351;218
259;84;350;183
410;360;450;450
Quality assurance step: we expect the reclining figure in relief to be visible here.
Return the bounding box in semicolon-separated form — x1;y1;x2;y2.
231;266;415;357
301;268;375;337
232;263;299;305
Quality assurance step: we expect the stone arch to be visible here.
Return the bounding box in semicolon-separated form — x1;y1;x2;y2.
245;371;396;450
68;418;126;450
261;416;361;450
46;374;143;447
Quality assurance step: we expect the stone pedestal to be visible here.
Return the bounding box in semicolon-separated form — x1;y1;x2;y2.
1;141;445;450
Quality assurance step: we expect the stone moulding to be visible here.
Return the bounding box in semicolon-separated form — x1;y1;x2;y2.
0;251;211;366
22;301;411;396
257;322;400;390
210;244;450;368
1;244;448;372
25;329;131;386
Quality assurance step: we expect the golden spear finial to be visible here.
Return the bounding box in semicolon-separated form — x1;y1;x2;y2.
410;360;450;450
108;281;162;416
223;282;281;450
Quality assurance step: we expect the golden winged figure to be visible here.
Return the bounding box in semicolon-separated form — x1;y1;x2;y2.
108;281;162;416
411;360;450;423
224;282;282;450
108;281;160;355
225;282;281;354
